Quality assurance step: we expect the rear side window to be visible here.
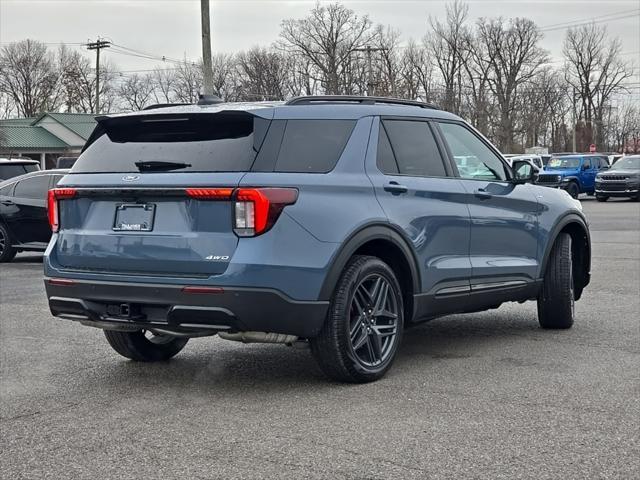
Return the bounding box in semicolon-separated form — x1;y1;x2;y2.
14;175;49;199
378;120;447;177
72;112;269;173
273;120;355;173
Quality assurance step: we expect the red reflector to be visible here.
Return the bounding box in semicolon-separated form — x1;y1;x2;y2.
185;188;233;200
48;278;76;286
48;188;77;232
182;286;224;294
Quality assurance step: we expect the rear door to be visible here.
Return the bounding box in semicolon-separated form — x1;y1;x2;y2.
53;111;270;277
580;156;598;192
435;121;540;285
366;117;472;300
7;174;51;244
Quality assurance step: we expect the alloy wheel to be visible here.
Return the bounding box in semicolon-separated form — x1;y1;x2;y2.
348;274;399;368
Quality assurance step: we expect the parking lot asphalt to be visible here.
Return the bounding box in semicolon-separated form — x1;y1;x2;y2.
1;197;639;480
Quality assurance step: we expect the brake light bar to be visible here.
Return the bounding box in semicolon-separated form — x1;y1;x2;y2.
185;188;233;200
47;188;77;232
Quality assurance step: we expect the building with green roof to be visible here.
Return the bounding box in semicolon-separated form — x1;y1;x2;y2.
0;113;97;169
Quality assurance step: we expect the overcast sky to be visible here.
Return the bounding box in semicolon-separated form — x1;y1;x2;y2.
1;0;638;81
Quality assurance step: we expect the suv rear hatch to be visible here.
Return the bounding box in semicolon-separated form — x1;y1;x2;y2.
52;110;271;277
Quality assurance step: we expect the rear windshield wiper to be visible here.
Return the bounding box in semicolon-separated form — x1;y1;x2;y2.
134;160;192;171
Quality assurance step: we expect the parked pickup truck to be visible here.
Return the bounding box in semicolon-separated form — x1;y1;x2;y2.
535;154;609;198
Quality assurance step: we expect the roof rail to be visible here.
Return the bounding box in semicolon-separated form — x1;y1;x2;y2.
285;95;438;109
142;103;190;111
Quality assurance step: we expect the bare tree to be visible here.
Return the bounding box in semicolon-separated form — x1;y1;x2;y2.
237;47;293;100
402;40;436;103
476;17;548;151
564;23;634;148
210;53;238;101
151;67;178;104
279;2;377;95
117;73;155;111
0;39;62;117
173;60;202;103
427;0;469;114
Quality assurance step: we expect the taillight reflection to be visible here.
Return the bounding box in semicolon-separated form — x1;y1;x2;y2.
47;188;77;232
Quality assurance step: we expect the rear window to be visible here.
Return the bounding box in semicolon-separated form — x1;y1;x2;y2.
72;112;269;173
0;164;38;180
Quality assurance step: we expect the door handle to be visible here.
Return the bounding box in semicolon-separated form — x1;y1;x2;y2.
384;182;408;195
474;188;492;200
1;200;14;206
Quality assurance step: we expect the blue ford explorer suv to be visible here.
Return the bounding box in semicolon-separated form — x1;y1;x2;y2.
535;154;609;198
44;96;591;383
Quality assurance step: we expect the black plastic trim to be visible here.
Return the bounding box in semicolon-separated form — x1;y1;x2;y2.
46;280;329;338
318;223;421;301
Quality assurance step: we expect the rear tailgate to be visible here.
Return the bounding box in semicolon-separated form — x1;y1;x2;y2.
51;110;272;277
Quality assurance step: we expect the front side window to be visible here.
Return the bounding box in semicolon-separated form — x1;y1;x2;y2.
438;122;507;181
378;120;447;177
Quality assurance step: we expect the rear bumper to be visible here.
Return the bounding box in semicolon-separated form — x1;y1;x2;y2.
45;278;329;338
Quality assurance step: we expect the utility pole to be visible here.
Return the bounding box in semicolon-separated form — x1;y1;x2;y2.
200;0;214;95
86;38;110;114
353;46;385;96
572;86;577;152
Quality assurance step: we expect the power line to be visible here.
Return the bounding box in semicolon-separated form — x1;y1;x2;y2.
540;8;640;29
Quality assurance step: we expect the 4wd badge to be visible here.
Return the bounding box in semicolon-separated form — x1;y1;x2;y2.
205;255;229;261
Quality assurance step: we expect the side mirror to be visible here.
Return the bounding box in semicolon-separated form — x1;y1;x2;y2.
581;164;589;170
512;160;535;184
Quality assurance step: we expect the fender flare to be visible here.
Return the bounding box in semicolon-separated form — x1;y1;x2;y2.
318;223;421;301
540;213;591;291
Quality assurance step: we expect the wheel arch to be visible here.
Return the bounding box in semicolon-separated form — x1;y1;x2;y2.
541;214;591;300
319;224;421;320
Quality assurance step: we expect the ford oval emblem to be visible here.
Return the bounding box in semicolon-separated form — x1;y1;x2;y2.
122;175;140;182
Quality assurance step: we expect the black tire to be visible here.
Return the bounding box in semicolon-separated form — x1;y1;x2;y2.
310;255;404;383
104;330;188;361
566;182;580;199
537;233;574;329
596;195;608;202
0;222;17;263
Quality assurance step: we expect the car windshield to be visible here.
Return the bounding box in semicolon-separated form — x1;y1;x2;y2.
613;157;640;170
547;157;580;169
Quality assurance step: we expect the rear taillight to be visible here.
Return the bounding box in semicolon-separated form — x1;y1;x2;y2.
233;188;298;237
47;188;77;232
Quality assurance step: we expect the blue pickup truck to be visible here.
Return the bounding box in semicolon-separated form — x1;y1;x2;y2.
535;154;610;198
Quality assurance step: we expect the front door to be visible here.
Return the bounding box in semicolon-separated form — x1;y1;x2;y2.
436;121;540;288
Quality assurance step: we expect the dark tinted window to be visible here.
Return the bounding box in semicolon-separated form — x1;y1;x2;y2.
0;164;38;180
439;122;507;181
381;120;447;177
274;120;355;173
14;175;50;199
72;113;269;173
377;125;398;174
